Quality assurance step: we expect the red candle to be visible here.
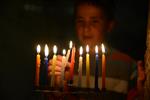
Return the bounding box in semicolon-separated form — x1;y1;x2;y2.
101;43;106;90
66;41;73;62
70;46;76;81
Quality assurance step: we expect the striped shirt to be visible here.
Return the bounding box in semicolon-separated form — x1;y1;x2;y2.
72;46;137;95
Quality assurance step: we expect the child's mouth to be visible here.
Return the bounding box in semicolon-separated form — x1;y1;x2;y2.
83;36;93;40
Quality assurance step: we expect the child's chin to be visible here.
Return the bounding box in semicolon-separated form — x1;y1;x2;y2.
83;41;96;47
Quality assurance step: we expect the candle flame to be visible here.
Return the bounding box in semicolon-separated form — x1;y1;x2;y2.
86;45;89;53
44;44;49;57
101;43;105;53
62;49;66;56
69;41;73;49
95;45;98;54
37;44;41;53
79;46;83;55
53;45;57;54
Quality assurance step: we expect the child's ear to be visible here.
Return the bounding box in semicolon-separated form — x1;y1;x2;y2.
107;20;116;32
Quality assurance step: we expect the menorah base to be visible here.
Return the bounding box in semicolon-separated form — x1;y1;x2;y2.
32;86;126;100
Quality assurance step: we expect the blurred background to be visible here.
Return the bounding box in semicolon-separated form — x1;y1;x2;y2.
0;0;148;100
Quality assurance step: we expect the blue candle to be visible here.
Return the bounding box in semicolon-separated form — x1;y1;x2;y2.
44;44;49;85
95;45;99;90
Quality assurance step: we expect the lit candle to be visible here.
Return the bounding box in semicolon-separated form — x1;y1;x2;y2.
70;46;76;82
101;43;106;90
86;45;90;88
44;44;49;85
78;46;83;87
66;41;73;62
44;44;49;57
35;44;41;87
51;45;57;87
95;45;99;90
61;49;66;88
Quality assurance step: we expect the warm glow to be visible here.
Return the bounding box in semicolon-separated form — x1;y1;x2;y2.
86;45;89;53
37;44;41;53
53;45;57;54
69;41;73;49
101;43;105;53
44;44;49;57
62;49;66;56
95;45;98;54
79;46;83;55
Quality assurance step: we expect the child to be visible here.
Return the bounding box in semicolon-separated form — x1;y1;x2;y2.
48;0;145;99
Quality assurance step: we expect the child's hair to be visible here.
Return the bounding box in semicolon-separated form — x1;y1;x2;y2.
74;0;115;21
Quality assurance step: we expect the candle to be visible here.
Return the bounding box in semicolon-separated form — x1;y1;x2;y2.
35;44;41;87
70;46;76;82
44;44;49;85
44;44;49;57
66;41;73;62
51;45;57;87
95;45;99;90
101;43;106;90
78;46;83;87
86;45;90;88
61;49;66;88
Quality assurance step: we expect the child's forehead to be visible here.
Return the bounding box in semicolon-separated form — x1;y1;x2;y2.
77;3;104;13
77;3;104;11
76;4;105;17
75;1;114;21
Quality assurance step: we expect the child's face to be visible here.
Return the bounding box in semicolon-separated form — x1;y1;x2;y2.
76;4;111;47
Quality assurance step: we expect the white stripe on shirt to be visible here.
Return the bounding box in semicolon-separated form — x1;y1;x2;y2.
73;75;128;94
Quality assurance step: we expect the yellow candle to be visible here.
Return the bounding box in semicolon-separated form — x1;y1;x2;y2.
78;46;83;87
101;43;106;90
35;44;41;87
66;41;73;62
51;45;57;87
86;45;90;88
61;49;66;87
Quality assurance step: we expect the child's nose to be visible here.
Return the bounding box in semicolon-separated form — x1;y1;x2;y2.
83;23;91;35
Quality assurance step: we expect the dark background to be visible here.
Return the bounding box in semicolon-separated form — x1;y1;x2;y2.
0;0;148;100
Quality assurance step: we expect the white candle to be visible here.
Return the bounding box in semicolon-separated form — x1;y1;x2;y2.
61;49;66;87
51;45;57;87
78;46;83;87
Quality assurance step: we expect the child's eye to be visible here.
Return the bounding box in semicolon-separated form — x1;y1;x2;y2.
76;19;84;24
92;20;99;23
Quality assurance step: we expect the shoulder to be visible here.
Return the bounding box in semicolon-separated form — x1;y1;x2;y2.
110;48;135;64
109;48;137;79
